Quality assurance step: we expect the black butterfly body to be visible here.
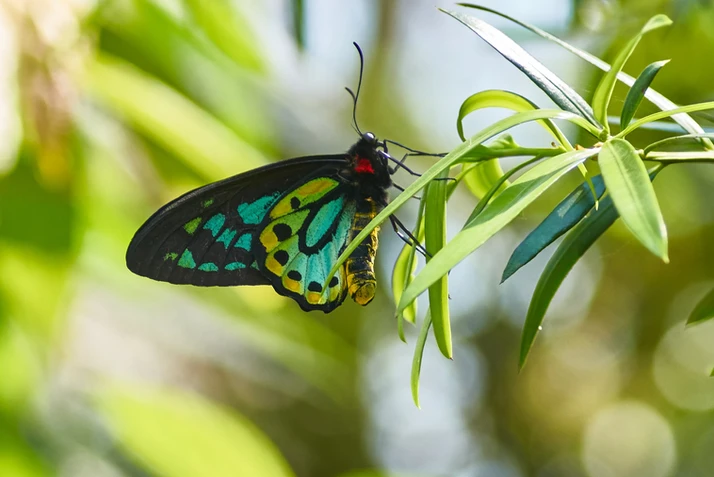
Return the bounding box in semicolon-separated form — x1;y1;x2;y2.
126;132;394;313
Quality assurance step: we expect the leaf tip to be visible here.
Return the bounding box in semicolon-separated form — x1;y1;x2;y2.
501;266;515;284
661;250;670;264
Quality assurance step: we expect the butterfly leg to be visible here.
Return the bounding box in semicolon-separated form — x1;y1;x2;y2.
385;152;425;176
385;152;456;183
388;215;429;258
392;182;422;200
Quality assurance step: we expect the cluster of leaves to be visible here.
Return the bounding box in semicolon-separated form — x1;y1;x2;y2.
328;4;714;406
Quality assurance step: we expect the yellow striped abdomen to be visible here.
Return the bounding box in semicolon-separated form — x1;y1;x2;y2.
346;199;381;306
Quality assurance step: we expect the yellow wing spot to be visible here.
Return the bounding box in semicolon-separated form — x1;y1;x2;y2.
270;178;339;218
306;291;324;305
260;228;279;251
329;282;343;301
300;177;338;195
269;199;294;218
283;276;302;293
266;248;291;276
266;255;283;276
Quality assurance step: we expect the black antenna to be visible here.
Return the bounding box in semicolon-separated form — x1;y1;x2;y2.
345;42;365;136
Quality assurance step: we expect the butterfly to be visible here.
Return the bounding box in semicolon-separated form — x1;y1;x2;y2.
125;130;417;313
125;44;435;312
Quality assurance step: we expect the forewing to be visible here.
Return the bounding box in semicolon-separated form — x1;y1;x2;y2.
126;156;346;287
254;177;358;313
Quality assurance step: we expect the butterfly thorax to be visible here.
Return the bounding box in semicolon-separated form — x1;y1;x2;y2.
344;134;392;205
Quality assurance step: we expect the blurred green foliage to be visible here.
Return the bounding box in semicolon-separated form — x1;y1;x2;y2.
1;1;714;476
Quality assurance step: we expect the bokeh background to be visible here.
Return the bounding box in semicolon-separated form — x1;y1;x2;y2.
2;0;714;476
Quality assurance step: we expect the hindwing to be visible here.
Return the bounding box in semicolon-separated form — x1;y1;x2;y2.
254;177;359;313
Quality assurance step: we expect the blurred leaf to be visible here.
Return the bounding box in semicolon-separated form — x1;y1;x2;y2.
592;14;672;133
398;148;599;313
424;171;451;359
458;4;713;148
443;9;601;128
465;154;547;225
0;324;41;415
292;0;305;50
620;60;670;128
98;0;274;151
411;312;432;408
619;101;714;138
0;156;74;254
519;168;662;368
502;174;606;282
337;470;422;477
463;158;507;200
0;245;71;341
83;54;266;181
599;139;668;261
0;438;47;477
457;90;572;148
98;384;295;477
327;108;601;286
460;134;519;200
184;0;263;72
687;287;714;326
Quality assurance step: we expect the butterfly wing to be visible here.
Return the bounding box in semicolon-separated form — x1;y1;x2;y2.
253;177;359;313
126;156;347;287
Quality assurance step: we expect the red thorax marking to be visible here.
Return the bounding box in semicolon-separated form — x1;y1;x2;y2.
355;156;375;174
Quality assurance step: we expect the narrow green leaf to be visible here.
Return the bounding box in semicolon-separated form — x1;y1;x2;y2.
393;239;418;338
443;9;601;128
458;4;713;149
411;312;432;408
592;15;672;132
519;168;662;368
392;197;426;328
325;108;598;288
644;133;714;155
520;196;618;368
618;101;714;138
710;368;714;378
646;151;714;162
457;89;572;148
424;170;451;359
598;139;668;261
687;287;714;326
502;174;606;282
397;148;600;312
620;60;670;128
